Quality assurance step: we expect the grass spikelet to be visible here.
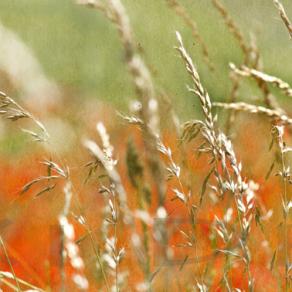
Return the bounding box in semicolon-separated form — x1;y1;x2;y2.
175;32;215;133
84;121;134;227
273;0;292;39
59;181;89;291
0;271;45;291
0;91;49;142
230;63;292;98
214;101;292;126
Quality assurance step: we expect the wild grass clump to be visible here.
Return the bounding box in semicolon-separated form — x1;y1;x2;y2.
0;0;291;291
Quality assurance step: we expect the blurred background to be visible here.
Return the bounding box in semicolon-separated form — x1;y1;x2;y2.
0;0;291;115
0;0;291;159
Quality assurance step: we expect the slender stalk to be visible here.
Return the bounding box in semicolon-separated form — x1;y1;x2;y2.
80;0;166;207
273;0;292;39
0;236;21;292
166;0;214;70
273;126;290;291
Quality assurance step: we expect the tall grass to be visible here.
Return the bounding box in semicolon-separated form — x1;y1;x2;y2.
0;0;291;291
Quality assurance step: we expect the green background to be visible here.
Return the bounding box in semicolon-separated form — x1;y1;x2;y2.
0;0;291;118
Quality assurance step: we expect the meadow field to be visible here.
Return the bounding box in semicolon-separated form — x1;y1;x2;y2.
0;0;291;291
